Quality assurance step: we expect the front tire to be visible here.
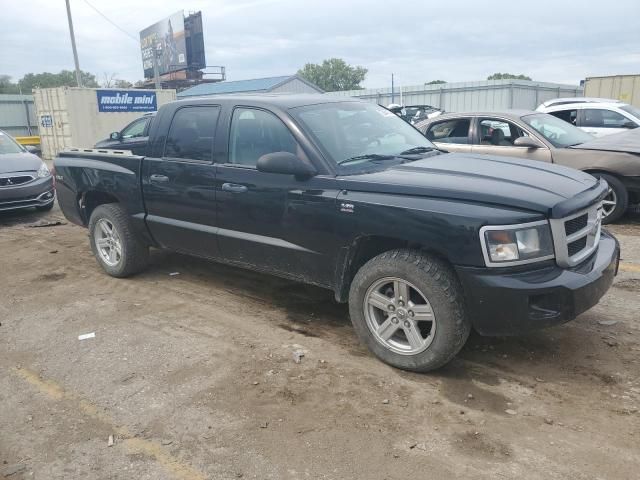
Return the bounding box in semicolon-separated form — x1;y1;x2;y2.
88;204;149;277
349;249;470;372
595;173;628;224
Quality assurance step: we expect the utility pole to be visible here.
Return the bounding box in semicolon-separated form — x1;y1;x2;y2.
65;0;83;87
391;73;395;105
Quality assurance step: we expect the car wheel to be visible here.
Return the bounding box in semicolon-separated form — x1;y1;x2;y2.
88;204;149;277
349;249;470;372
595;173;628;224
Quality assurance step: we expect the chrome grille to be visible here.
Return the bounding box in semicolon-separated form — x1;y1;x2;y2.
0;175;34;187
549;202;602;268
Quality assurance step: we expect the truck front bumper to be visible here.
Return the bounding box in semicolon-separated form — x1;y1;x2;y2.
0;176;55;212
455;231;620;336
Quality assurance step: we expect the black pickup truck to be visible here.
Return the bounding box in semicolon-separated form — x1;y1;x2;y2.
54;95;619;371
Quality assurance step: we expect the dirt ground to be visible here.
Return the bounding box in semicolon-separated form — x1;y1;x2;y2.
1;202;639;480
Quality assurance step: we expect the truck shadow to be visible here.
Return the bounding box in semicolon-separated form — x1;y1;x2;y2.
148;249;626;386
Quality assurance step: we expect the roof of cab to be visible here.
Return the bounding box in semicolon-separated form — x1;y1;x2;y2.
170;93;360;110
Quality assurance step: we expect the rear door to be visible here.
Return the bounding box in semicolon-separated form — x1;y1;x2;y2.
578;108;630;137
471;117;552;162
142;105;220;257
423;117;472;153
214;105;339;286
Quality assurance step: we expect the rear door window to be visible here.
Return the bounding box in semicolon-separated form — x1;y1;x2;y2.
425;119;471;144
163;106;220;161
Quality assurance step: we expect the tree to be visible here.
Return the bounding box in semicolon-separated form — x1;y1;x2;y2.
426;80;447;85
487;73;532;81
0;75;20;94
17;70;99;92
298;58;367;92
114;79;133;88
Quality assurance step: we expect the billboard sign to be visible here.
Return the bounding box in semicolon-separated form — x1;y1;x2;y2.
96;90;158;113
140;11;187;79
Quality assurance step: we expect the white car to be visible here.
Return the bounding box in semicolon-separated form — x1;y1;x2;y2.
536;97;640;138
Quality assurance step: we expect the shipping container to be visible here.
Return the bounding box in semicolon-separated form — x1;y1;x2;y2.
584;74;640;108
328;79;583;112
33;87;177;159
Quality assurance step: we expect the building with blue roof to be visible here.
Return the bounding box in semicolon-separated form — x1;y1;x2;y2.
177;75;323;97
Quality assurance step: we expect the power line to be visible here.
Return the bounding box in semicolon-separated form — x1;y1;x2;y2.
82;0;138;42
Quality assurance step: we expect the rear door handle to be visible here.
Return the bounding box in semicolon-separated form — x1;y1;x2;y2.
149;174;169;183
222;183;248;193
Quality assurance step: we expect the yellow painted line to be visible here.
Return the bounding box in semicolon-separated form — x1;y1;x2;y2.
13;367;206;480
619;262;640;273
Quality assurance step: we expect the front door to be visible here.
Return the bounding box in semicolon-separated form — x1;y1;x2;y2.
471;117;552;162
578;108;630;138
214;106;339;286
142;105;220;257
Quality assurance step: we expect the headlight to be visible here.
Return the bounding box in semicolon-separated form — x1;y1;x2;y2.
37;163;50;178
480;221;554;267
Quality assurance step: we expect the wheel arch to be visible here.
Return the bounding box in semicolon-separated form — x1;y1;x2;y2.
79;190;121;226
333;235;451;303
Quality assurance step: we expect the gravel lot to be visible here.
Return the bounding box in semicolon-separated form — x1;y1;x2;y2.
1;202;639;480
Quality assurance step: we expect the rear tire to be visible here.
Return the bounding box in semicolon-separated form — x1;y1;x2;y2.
88;204;149;277
595;173;628;224
349;249;470;372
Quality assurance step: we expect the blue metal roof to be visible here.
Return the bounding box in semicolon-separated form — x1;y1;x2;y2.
178;75;294;97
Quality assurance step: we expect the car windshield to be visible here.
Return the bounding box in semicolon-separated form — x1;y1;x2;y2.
521;113;594;148
0;131;25;155
290;102;437;172
621;104;640;120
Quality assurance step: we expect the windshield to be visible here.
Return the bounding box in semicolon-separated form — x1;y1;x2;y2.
521;113;594;147
621;104;640;121
290;102;437;171
0;131;26;155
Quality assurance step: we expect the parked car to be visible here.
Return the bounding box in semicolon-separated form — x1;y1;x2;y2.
0;129;54;212
416;111;640;223
94;112;155;155
536;97;640;138
387;104;443;125
54;95;618;372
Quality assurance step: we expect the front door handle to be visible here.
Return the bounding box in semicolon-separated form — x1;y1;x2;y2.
149;174;169;183
222;183;248;193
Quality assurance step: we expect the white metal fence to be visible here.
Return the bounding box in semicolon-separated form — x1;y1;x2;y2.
0;94;37;137
328;79;583;112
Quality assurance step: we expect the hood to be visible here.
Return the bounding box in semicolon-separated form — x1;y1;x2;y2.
338;153;603;217
0;152;44;174
571;128;640;154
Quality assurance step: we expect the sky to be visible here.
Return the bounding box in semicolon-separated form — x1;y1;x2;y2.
1;0;639;90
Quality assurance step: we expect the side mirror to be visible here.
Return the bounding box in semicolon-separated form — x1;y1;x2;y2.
623;121;638;129
257;151;317;178
514;136;544;148
25;145;39;154
110;131;121;140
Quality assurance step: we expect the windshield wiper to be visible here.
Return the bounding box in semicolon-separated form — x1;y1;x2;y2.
337;153;396;165
399;146;435;155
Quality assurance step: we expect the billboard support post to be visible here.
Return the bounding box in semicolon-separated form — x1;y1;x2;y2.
65;0;83;87
152;47;161;89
